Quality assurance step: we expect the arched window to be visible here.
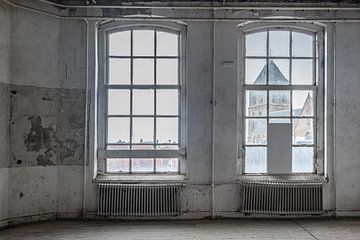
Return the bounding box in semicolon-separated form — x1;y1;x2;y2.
240;23;324;175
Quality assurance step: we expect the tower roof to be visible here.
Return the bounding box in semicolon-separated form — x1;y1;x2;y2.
254;60;289;84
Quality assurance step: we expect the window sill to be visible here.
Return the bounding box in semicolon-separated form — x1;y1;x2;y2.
237;174;327;184
94;173;187;183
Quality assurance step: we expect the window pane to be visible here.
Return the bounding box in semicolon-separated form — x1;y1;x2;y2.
133;89;154;115
132;158;154;172
156;118;178;144
107;118;130;144
133;59;154;84
109;31;130;56
245;59;266;85
107;145;130;150
293;90;314;116
132;145;154;150
268;59;289;85
269;90;290;116
133;30;154;56
292;32;313;57
269;30;290;57
245;147;267;173
246;90;267;117
132;118;154;144
108;89;130;115
246;32;267;57
108;59;130;84
156;158;178;172
157;90;178;115
292;147;314;173
269;118;290;123
106;158;130;173
157;59;178;85
246;119;267;145
157;31;178;56
292;59;313;85
293;118;314;145
156;145;179;150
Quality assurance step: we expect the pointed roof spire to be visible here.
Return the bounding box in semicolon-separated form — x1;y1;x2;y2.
254;60;289;84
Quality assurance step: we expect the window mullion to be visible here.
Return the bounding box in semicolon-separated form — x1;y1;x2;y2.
154;30;157;173
129;29;134;173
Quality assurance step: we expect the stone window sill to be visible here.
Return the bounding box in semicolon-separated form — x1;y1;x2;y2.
94;173;187;183
237;174;327;184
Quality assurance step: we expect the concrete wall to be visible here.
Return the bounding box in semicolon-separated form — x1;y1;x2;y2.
2;1;360;225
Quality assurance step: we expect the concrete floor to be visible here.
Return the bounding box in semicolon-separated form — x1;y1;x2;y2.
0;219;359;240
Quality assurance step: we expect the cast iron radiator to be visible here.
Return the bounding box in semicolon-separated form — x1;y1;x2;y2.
241;182;323;215
97;183;181;217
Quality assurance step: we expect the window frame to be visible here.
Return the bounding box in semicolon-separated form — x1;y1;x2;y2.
237;22;325;176
97;21;187;176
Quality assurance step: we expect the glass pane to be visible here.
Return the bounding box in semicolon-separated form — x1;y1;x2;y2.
156;158;178;172
293;118;314;145
106;145;130;150
246;119;267;145
156;118;178;144
245;147;267;173
133;30;154;56
157;90;178;115
292;59;313;85
268;59;289;85
132;145;154;150
106;158;130;173
107;118;130;144
108;89;130;115
293;90;314;116
292;32;313;57
109;31;130;56
269;30;290;57
246;90;267;117
246;32;267;57
269;118;290;123
108;59;130;84
133;59;154;84
269;90;290;116
132;158;154;172
157;59;178;85
156;145;179;150
245;59;266;85
157;31;178;56
292;147;314;173
132;118;154;144
133;89;154;115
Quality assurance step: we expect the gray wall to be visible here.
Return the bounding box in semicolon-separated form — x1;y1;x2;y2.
1;1;360;224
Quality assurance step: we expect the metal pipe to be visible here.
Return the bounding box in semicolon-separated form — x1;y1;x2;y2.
211;3;216;220
36;0;360;11
5;0;360;22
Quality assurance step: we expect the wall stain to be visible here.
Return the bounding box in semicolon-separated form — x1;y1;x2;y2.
25;116;57;152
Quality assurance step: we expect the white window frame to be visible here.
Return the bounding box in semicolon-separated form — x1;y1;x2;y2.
237;22;325;176
96;20;187;176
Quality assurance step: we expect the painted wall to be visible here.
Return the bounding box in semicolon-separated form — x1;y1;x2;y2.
2;1;360;224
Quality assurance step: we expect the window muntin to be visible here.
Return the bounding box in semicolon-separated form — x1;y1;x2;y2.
103;27;182;174
243;28;319;174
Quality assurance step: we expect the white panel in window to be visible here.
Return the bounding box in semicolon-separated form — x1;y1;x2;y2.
246;31;267;57
108;59;130;84
133;30;154;56
157;31;178;56
156;118;178;144
292;59;313;85
107;118;130;144
245;59;266;85
246;90;267;117
292;90;314;116
293;119;314;145
106;158;130;173
109;31;130;56
245;147;267;173
246;119;267;145
132;158;154;172
133;59;154;84
292;32;313;57
269;90;290;117
292;147;314;173
108;89;130;115
268;59;289;85
132;118;154;144
269;30;290;57
156;158;178;172
132;89;154;115
156;90;178;115
156;145;179;150
157;59;178;85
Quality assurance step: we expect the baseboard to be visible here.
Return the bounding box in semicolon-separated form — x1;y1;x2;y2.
336;210;360;217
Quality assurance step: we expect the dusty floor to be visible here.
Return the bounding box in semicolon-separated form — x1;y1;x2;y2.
0;219;359;240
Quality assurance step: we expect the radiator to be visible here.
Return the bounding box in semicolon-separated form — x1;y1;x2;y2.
241;182;323;215
97;183;181;217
